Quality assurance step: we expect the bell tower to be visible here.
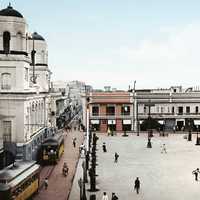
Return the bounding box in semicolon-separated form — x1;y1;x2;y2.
0;4;32;93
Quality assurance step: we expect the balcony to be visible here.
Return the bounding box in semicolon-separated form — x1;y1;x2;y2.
138;112;200;119
92;112;99;116
121;112;130;116
106;112;115;116
90;113;132;119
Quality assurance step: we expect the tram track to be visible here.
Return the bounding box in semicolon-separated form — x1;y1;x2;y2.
38;165;55;191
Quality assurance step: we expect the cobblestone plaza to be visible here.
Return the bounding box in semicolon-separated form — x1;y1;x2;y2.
70;133;200;200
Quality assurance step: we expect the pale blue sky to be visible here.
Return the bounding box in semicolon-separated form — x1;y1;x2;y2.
2;1;200;89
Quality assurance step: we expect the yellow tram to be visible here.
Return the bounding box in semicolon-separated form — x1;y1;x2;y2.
0;161;40;200
41;132;64;164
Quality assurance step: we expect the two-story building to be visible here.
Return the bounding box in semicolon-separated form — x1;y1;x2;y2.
85;91;133;132
83;86;200;133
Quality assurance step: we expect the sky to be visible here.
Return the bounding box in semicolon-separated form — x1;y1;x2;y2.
2;0;200;90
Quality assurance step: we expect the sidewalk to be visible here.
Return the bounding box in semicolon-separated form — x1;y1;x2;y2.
69;133;200;200
34;129;84;200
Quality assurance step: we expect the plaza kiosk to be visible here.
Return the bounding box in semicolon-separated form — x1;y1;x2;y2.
0;161;40;200
40;132;64;164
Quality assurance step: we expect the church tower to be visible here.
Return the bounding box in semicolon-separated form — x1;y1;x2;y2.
0;3;32;92
28;32;51;92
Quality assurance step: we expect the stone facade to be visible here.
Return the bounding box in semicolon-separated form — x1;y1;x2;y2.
0;4;65;165
83;86;200;133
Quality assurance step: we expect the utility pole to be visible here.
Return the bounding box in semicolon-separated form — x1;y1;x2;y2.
133;81;138;133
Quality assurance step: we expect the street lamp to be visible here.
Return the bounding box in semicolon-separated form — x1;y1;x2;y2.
196;125;200;145
163;120;165;137
133;81;138;134
82;161;87;200
188;120;192;141
146;100;154;148
78;178;83;200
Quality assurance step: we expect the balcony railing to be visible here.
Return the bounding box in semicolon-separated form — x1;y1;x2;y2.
121;112;130;116
106;112;115;116
138;112;200;119
90;114;132;119
92;113;99;116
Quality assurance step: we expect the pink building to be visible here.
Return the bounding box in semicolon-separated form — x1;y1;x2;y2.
87;91;133;133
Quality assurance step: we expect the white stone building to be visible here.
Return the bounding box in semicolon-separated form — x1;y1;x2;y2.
136;86;200;131
0;4;56;164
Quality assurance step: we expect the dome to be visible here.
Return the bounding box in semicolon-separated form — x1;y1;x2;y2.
0;4;23;18
31;32;45;41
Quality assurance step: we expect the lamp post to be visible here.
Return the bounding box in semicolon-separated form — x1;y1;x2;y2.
188;120;192;141
133;81;138;134
162;120;165;137
82;161;87;200
136;104;139;136
145;100;154;148
196;125;200;145
78;178;83;200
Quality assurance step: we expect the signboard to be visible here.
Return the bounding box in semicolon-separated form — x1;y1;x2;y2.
108;120;116;125
158;120;164;125
194;120;200;125
123;119;131;125
90;120;100;124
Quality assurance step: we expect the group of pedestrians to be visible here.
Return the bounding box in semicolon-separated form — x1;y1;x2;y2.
161;143;167;153
102;192;118;200
102;143;119;163
193;168;200;181
101;177;141;199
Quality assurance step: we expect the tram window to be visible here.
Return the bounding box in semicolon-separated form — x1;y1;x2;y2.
0;179;6;184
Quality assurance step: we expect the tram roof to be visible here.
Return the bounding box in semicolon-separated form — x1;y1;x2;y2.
42;132;64;146
0;140;3;153
0;161;40;188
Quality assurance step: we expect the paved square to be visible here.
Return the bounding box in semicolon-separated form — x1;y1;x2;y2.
69;133;200;200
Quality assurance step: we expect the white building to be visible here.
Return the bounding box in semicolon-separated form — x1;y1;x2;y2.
136;86;200;131
0;4;55;163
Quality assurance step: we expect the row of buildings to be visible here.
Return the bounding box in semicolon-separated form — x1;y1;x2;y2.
0;4;85;169
82;86;200;133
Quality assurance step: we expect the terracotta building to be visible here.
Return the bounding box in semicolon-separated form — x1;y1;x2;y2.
86;91;134;133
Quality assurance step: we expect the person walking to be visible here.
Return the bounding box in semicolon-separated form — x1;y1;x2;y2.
134;177;140;194
161;144;167;153
102;142;107;152
114;152;119;163
107;127;111;136
111;192;118;200
192;168;200;181
102;192;109;200
44;178;48;190
72;137;76;148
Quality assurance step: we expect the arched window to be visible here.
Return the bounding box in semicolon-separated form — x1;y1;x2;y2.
32;104;35;112
41;50;45;63
3;31;11;54
1;73;11;89
16;32;23;51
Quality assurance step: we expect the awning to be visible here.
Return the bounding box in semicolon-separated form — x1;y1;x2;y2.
176;119;184;122
158;120;164;125
194;120;200;125
139;120;143;124
108;120;116;125
123;119;131;125
90;120;100;124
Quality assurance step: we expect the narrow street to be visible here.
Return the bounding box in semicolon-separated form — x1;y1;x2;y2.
34;127;84;200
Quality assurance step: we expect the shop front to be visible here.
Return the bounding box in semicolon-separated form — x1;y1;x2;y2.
90;119;100;131
107;120;116;132
122;119;132;131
